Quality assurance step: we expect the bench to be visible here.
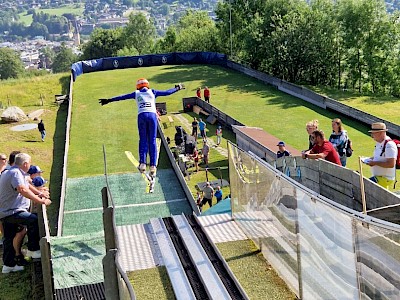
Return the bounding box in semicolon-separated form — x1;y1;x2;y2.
167;116;174;127
193;105;210;117
54;94;69;105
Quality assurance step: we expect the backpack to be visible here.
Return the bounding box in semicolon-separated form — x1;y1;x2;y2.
345;138;353;157
380;138;400;169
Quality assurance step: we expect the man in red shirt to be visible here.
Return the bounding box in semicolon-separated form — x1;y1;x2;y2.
302;130;342;166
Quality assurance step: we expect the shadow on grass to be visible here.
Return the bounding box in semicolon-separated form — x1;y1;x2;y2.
225;249;261;262
59;75;71;95
48;101;68;234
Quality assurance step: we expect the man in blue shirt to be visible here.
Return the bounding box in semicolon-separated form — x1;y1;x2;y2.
199;118;207;142
100;78;184;175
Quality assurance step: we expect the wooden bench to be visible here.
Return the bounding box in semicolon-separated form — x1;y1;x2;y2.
193;105;210;117
167;116;174;127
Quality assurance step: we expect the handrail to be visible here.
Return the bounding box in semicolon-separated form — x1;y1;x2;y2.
102;145;136;300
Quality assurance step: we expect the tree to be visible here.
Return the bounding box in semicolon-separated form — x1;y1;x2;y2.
81;28;123;60
122;13;156;54
158;11;220;53
52;43;78;73
0;48;24;80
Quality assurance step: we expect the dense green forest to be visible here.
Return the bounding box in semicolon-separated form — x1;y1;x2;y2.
2;0;400;98
80;0;400;96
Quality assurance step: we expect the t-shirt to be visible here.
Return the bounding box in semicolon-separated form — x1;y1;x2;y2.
216;128;222;136
311;140;342;166
277;150;290;158
204;89;210;97
0;166;30;219
199;121;206;131
214;189;223;200
372;137;398;180
203;186;214;199
329;130;347;156
192;121;198;128
202;144;210;156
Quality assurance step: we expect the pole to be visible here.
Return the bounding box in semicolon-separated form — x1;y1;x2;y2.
358;157;367;214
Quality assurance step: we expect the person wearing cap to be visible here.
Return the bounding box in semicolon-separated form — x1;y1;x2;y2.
302;130;341;166
99;79;184;175
0;153;51;273
28;165;43;179
32;176;47;189
277;141;290;158
216;126;223;146
366;122;398;189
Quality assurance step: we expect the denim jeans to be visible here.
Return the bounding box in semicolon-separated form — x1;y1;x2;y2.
2;211;39;267
40;130;46;141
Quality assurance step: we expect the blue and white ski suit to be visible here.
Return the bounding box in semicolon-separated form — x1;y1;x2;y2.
109;87;179;166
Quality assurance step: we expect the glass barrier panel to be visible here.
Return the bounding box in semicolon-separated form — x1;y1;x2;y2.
298;193;358;299
354;220;400;299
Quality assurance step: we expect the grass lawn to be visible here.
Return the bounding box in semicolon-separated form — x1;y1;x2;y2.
18;4;84;25
70;65;400;182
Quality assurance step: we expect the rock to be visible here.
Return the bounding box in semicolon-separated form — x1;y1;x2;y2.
1;106;28;123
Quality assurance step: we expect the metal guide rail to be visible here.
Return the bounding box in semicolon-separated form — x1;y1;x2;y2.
171;215;231;300
185;214;249;300
150;218;197;300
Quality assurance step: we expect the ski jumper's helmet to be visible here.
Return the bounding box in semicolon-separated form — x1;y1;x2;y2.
136;78;149;90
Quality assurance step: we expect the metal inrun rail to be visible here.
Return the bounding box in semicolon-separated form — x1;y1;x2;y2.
186;214;249;300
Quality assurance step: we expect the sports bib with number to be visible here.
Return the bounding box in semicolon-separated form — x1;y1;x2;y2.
135;89;157;114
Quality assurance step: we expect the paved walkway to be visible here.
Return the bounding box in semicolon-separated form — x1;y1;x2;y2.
174;114;228;157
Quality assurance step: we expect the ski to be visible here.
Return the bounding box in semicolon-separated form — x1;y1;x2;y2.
125;150;153;193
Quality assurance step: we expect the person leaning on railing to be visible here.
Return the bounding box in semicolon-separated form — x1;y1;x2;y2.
0;153;51;274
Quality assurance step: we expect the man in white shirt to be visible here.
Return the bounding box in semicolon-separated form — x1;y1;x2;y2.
366;122;398;189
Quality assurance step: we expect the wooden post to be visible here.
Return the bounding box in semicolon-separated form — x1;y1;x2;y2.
103;249;120;300
358;157;367;214
40;238;55;300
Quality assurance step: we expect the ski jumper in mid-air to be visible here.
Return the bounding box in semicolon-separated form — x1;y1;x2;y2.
99;78;184;175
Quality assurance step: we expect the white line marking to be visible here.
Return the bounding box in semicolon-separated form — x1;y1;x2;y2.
64;198;188;214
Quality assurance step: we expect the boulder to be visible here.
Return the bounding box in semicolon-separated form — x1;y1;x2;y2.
1;106;28;123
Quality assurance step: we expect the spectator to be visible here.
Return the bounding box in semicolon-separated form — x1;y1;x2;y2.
214;186;223;203
306;119;319;150
196;87;202;99
199;118;207;142
0;153;6;244
329;118;349;167
28;165;44;180
216;126;223;146
5;150;21;171
196;191;202;208
302;130;341;166
202;141;210;167
204;86;210;103
365;122;398;189
276;141;290;158
192;117;199;140
0;153;51;273
191;147;199;172
200;182;214;210
38;120;46;142
32;176;47;190
0;153;7;174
